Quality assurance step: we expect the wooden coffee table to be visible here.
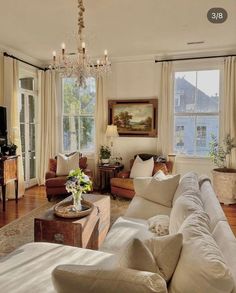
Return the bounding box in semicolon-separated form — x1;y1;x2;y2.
34;194;110;250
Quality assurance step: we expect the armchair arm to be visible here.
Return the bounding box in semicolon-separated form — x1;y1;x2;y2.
117;171;130;179
83;168;93;179
45;171;56;180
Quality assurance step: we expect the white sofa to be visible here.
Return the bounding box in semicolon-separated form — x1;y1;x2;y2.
0;173;236;293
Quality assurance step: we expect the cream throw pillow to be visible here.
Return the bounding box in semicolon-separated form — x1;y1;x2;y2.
148;215;169;236
144;234;183;282
169;211;234;293
130;156;154;179
120;235;183;282
52;265;168;293
141;171;180;207
56;152;80;176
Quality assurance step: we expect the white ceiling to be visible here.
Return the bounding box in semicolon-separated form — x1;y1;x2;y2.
0;0;236;64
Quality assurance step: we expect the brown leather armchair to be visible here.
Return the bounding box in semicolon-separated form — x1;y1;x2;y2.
45;156;93;201
110;154;174;199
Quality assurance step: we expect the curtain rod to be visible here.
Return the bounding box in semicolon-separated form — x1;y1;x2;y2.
155;54;236;63
3;52;47;71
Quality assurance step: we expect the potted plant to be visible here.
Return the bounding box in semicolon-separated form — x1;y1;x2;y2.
8;142;18;156
209;134;236;204
100;145;111;164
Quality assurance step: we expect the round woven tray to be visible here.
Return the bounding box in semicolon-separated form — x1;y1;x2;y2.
54;198;94;219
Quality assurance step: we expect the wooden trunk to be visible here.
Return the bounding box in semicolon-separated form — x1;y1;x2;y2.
34;194;110;249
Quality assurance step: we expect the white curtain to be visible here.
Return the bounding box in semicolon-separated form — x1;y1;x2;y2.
94;77;107;186
157;61;173;157
3;57;25;198
223;57;236;168
36;70;58;185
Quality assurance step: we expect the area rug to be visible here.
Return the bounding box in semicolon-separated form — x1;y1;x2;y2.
0;197;130;257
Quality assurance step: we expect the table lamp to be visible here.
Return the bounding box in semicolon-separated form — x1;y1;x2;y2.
106;125;119;156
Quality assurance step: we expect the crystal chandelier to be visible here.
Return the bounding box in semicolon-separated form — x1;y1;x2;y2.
50;0;111;88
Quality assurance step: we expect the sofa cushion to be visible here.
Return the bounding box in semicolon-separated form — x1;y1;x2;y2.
52;265;168;293
56;152;80;176
100;216;154;254
212;220;236;291
125;196;171;220
144;234;183;282
172;172;199;204
199;179;227;231
130;156;154;179
169;193;203;234
141;172;180;208
169;211;234;293
110;178;134;190
0;242;118;293
46;176;67;187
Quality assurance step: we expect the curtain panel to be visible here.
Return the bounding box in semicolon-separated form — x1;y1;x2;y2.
3;57;25;198
36;70;58;185
94;76;107;187
157;61;173;157
223;57;236;169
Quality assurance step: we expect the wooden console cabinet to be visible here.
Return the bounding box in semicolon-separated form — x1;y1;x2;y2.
0;156;18;211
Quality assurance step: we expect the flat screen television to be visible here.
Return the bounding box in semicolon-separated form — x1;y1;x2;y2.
0;106;7;146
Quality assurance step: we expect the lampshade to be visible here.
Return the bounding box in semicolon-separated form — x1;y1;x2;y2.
106;125;119;137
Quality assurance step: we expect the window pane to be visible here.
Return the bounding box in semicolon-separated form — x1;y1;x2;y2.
174;116;195;155
20;94;25;123
63;116;79;152
29;151;36;179
19;78;34;91
195;116;219;156
196;70;219;113
29;124;35;151
28;95;35;123
63;78;81;115
175;71;197;113
80;117;95;152
63;77;96;153
20;123;25;153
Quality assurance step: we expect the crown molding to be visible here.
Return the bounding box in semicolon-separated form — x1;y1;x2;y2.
0;43;43;67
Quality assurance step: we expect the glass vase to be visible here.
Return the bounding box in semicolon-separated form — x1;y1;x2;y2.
72;190;82;211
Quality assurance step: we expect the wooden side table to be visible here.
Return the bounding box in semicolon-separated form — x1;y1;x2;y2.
0;156;18;212
34;194;110;249
98;164;124;193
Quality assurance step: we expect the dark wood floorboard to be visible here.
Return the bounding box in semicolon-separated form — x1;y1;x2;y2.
0;186;47;228
0;186;236;236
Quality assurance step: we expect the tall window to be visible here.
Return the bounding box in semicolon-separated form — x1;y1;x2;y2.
173;70;220;156
19;77;37;187
62;78;96;153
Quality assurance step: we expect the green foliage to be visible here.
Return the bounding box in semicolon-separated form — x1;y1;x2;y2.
66;168;92;194
209;134;236;168
100;145;111;159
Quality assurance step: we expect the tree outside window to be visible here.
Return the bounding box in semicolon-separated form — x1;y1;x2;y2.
63;78;96;153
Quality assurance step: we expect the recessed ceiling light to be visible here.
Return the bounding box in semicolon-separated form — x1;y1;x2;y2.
187;41;205;45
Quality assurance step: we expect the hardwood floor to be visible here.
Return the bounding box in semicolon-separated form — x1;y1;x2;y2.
0;186;47;228
0;185;236;236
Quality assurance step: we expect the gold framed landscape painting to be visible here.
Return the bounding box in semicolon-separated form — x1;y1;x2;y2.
108;99;158;137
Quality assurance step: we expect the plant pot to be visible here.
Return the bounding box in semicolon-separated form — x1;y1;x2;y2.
212;168;236;204
101;158;110;164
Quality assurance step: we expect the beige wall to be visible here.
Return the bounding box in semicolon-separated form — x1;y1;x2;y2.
106;59;214;178
106;60;161;169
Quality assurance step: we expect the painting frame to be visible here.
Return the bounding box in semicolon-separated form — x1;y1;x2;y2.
108;99;158;137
